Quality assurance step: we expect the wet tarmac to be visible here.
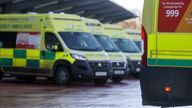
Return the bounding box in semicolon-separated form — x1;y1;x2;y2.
0;77;191;108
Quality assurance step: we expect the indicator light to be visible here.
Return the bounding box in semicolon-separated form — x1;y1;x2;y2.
165;87;172;93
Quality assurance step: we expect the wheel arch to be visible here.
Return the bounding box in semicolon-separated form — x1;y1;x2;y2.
52;60;75;78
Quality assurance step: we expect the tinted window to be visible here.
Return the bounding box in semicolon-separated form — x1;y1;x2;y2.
59;32;103;51
94;35;120;52
134;41;142;50
44;32;63;52
0;32;17;48
113;38;140;53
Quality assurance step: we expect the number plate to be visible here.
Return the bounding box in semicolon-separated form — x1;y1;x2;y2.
95;72;107;76
114;70;125;75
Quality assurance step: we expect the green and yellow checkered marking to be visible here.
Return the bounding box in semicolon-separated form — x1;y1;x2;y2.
0;48;75;69
0;48;55;68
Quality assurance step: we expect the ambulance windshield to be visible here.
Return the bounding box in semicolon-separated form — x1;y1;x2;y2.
94;35;120;52
59;32;103;51
112;38;140;53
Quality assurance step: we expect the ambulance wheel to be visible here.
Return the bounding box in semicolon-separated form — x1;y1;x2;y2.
112;77;123;83
55;67;71;85
93;78;107;85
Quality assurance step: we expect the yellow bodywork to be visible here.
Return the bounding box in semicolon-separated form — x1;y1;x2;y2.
125;29;141;42
0;14;107;76
143;0;192;67
84;18;125;61
103;24;141;61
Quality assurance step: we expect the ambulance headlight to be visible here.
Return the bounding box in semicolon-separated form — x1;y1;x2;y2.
71;54;87;61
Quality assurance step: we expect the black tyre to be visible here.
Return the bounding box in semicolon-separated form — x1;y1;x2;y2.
112;77;123;83
55;67;71;85
16;76;36;83
93;78;107;85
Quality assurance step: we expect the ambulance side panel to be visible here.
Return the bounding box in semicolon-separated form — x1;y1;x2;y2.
141;0;192;107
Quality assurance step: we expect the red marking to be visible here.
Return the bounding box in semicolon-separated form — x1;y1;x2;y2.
158;0;190;32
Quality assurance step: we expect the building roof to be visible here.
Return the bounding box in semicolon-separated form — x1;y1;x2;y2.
0;0;136;23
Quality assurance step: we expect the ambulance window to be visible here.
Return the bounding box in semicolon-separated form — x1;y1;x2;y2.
16;32;40;49
44;32;63;52
0;32;17;48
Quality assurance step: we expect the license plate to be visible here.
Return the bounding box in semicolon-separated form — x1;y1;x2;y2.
95;72;107;76
136;68;140;72
114;70;125;75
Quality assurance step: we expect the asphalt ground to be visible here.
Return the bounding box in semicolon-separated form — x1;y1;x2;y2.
0;77;191;108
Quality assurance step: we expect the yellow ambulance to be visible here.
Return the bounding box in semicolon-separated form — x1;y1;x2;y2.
126;29;143;53
84;18;128;83
103;24;141;75
0;13;112;85
141;0;192;107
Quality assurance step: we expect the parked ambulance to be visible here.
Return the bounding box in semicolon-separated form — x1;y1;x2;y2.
0;13;112;85
84;18;128;83
141;0;192;107
125;29;143;54
103;24;141;75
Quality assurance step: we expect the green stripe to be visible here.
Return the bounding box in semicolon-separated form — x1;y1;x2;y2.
148;59;156;65
27;60;39;68
148;59;192;67
14;50;26;58
41;51;55;60
1;58;12;66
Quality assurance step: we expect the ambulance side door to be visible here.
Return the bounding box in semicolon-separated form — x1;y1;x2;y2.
40;32;63;73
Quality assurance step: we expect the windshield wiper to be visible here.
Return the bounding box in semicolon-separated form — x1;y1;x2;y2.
125;51;140;53
105;48;120;52
94;47;103;51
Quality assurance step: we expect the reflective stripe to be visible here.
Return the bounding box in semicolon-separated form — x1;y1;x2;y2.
14;50;26;58
0;48;75;69
148;58;192;67
40;51;55;60
27;59;39;68
1;58;12;66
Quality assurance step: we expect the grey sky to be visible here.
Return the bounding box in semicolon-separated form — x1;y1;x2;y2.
111;0;144;16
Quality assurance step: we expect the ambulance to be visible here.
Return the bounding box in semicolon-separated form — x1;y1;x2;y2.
0;13;112;85
126;29;143;53
141;0;192;107
84;18;128;83
103;24;141;75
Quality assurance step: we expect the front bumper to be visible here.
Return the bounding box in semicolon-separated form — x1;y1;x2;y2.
111;62;129;77
72;60;112;81
129;60;141;73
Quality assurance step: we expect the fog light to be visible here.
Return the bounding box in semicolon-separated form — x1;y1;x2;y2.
165;87;172;93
